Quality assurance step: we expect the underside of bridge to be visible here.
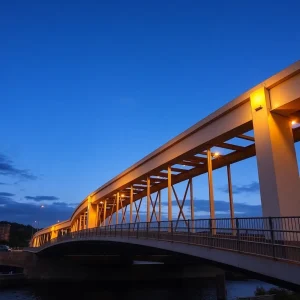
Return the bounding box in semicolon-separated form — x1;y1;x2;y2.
22;237;300;292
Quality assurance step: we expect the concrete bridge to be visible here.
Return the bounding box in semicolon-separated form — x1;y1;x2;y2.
22;61;300;288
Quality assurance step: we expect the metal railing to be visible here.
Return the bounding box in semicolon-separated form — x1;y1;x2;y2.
31;217;300;264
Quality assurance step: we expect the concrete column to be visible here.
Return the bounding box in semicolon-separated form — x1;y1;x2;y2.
216;274;227;300
250;87;300;217
87;196;98;229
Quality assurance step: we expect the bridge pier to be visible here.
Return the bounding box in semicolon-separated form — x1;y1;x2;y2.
250;87;300;217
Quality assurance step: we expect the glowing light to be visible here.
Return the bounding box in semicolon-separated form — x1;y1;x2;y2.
292;120;297;125
214;152;220;158
41;205;44;208
57;220;60;223
100;201;103;204
251;89;265;111
121;194;124;197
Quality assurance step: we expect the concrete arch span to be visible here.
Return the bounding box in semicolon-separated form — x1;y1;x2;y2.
27;236;300;289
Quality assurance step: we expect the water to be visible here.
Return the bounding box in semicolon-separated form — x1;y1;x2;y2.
0;280;275;300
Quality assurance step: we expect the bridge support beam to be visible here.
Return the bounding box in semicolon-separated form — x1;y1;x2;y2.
103;200;107;226
116;192;119;224
130;186;133;223
207;149;216;234
147;177;151;222
251;87;300;217
87;196;98;229
227;164;235;233
168;166;172;223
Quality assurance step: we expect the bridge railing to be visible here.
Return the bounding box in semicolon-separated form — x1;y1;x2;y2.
32;216;300;264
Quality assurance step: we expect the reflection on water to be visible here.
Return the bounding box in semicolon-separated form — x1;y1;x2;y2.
0;280;275;300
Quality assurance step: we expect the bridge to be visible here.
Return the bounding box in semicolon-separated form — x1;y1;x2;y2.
26;61;300;287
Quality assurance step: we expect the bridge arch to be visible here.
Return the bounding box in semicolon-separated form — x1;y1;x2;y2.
27;234;300;288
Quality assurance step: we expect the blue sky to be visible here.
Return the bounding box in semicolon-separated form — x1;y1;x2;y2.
0;0;299;227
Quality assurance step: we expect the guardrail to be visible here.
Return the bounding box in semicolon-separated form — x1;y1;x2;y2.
31;217;300;264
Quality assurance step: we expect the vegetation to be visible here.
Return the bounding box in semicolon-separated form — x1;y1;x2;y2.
255;287;300;300
0;221;39;248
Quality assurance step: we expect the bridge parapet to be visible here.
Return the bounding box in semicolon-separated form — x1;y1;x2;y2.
29;216;300;265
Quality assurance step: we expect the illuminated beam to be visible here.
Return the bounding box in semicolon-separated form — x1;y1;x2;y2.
237;134;254;141
216;142;244;151
133;144;256;202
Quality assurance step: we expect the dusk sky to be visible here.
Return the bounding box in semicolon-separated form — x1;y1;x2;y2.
1;0;300;227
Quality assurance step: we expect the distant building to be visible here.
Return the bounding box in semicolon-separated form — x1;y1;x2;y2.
0;224;11;242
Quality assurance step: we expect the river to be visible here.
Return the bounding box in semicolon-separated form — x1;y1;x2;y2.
0;280;275;300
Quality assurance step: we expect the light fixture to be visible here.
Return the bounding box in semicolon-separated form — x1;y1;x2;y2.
213;152;220;158
292;120;297;125
100;201;103;204
41;205;44;208
121;194;124;197
251;90;264;111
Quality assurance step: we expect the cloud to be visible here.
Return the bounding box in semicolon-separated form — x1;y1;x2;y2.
0;192;15;197
0;198;75;227
0;182;7;185
218;181;260;194
0;153;37;180
25;195;59;202
0;196;13;205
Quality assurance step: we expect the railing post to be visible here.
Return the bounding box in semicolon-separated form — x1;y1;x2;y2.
269;217;276;259
147;222;149;239
209;219;213;247
236;218;240;252
158;221;160;240
188;219;190;243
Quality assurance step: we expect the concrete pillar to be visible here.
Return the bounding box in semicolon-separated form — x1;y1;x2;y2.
216;274;227;300
87;196;98;229
250;87;300;217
